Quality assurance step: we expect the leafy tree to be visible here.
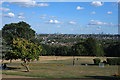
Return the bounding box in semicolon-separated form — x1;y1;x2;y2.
72;42;86;56
72;38;104;56
41;44;57;56
2;21;35;45
10;38;42;72
0;38;11;62
84;38;97;56
55;46;71;56
95;42;104;56
105;41;120;57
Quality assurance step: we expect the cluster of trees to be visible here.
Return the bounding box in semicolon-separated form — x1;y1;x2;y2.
40;37;120;57
40;38;105;56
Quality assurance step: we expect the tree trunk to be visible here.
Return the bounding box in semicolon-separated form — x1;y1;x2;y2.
2;59;4;63
25;65;30;72
21;59;30;72
10;59;12;63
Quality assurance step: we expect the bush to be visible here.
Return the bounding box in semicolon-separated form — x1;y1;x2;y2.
93;58;101;65
117;58;120;65
107;58;120;65
103;61;107;64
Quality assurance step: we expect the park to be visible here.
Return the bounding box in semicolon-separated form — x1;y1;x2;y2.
1;21;120;79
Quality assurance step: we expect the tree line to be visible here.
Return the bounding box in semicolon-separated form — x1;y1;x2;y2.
40;38;120;57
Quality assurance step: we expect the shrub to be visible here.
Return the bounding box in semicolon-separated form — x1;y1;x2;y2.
103;61;107;64
107;58;120;65
117;58;120;65
93;58;101;65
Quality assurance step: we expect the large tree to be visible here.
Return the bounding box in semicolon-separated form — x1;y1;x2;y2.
2;21;35;45
72;38;104;56
10;38;42;72
84;38;97;56
72;42;86;56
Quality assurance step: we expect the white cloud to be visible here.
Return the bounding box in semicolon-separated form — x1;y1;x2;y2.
47;19;60;24
49;20;53;23
54;20;59;24
69;21;76;25
76;6;84;10
18;16;25;19
88;20;107;25
118;1;120;3
91;11;96;14
0;1;3;5
91;1;103;7
18;13;24;16
107;11;112;14
88;20;116;27
5;0;49;7
4;12;15;18
0;7;10;12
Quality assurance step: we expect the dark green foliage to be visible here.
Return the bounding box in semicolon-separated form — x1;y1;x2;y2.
93;58;101;65
41;44;57;56
84;38;97;56
107;58;120;65
104;41;120;57
2;21;35;45
55;46;71;56
71;38;105;56
1;39;11;60
102;61;107;64
71;42;87;56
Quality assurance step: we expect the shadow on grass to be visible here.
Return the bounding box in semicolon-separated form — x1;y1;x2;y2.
6;67;21;70
21;71;29;72
85;76;120;80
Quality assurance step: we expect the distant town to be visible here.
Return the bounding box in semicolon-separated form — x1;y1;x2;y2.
35;34;120;46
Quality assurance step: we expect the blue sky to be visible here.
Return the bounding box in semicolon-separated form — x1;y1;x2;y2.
0;1;119;34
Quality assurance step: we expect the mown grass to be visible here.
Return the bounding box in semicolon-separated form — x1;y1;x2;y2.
2;65;119;79
2;56;120;79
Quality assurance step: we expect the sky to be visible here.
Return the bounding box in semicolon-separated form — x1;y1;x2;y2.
0;0;119;34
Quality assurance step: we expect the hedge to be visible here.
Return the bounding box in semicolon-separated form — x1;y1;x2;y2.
107;58;120;65
93;58;101;65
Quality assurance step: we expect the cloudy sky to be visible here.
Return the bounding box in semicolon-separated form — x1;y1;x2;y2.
0;0;119;34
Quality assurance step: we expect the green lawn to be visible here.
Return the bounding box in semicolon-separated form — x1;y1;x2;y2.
2;56;120;79
2;65;120;79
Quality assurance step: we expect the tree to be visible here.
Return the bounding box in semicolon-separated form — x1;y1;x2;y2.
55;46;71;56
95;42;104;56
105;41;120;57
2;21;35;45
72;42;86;56
0;38;11;62
10;38;42;72
84;38;97;56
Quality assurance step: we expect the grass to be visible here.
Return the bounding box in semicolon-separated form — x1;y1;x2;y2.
2;56;120;79
2;65;119;79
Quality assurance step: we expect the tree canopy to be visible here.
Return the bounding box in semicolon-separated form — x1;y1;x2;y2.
2;21;35;45
10;38;42;72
